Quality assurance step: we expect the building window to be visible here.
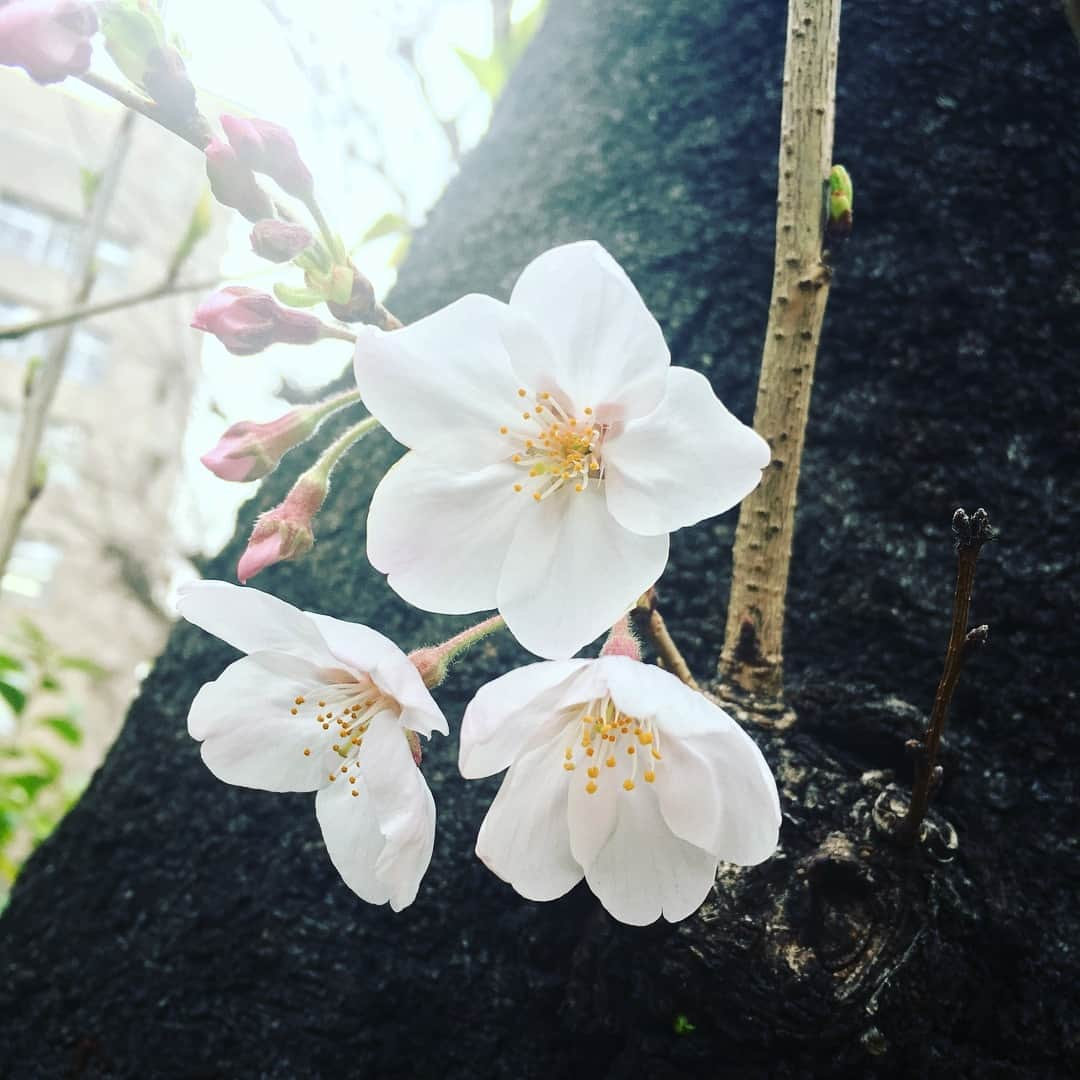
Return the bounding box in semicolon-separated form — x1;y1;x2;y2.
0;195;131;290
0;298;109;385
0;407;85;489
0;538;62;601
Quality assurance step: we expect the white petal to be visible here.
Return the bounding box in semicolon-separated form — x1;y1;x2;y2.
353;294;530;468
306;613;448;737
603;367;771;536
475;727;583;901
497;487;669;659
316;773;392;906
585;783;720;925
651;735;725;855
188;651;339;792
361;712;438;910
566;752;619;870
505;241;669;420
459;660;601;778
676;729;781;866
177;580;330;663
367;453;526;615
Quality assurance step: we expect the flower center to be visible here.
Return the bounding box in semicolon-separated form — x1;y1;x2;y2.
560;696;662;794
500;387;605;502
292;679;395;796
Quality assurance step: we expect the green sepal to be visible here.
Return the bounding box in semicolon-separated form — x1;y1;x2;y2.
101;0;167;91
273;283;325;308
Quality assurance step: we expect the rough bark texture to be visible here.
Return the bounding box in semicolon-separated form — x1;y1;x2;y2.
2;0;1078;1076
720;0;840;698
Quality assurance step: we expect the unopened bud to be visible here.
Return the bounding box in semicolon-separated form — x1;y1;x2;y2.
221;114;313;200
192;286;323;355
825;163;853;243
251;219;314;263
0;0;98;84
201;392;356;482
237;473;326;583
205;139;274;223
325;263;377;323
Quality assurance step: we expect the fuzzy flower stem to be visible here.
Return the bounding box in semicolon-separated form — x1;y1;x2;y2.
303;193;339;261
307;415;380;483
409;615;506;689
634;592;700;691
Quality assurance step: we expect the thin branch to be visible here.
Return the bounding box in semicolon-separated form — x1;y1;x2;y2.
898;509;993;844
0;277;224;341
0;112;136;585
78;71;211;152
633;592;700;691
719;0;843;701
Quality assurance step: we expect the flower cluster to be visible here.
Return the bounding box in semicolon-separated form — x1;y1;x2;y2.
183;239;781;924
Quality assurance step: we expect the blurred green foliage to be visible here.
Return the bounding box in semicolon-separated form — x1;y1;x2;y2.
0;619;107;909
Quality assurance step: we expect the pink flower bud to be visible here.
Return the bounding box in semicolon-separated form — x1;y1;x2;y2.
205;140;274;223
0;0;97;84
250;219;313;263
237;475;326;583
191;286;323;356
201;406;322;483
221;114;314;200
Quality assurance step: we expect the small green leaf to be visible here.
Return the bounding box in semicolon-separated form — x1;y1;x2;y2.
360;212;410;245
43;715;83;746
273;283;325;308
388;233;412;270
80;168;102;212
673;1014;696;1035
169;187;214;276
10;772;50;800
0;654;23;675
454;46;508;99
0;681;27;716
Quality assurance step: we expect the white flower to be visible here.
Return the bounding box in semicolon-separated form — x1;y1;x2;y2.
459;655;781;926
178;580;448;911
353;241;769;660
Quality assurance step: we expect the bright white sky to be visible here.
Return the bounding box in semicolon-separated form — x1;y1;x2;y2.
135;0;542;555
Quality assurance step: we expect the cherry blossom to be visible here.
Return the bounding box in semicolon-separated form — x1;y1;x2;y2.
459;654;781;925
353;241;769;659
179;581;448;911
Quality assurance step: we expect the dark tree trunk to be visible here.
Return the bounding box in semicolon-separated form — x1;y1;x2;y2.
2;1;1077;1076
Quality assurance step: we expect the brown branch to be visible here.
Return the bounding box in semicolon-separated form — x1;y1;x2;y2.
719;0;843;701
0;277;224;341
78;71;211;152
897;508;993;844
633;593;700;691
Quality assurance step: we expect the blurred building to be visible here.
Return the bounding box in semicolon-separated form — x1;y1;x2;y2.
0;67;224;749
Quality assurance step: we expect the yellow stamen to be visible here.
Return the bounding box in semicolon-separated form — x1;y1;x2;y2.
623;779;635;791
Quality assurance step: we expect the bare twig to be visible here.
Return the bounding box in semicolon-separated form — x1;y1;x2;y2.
719;0;843;701
78;71;211;151
633;592;700;691
0;112;136;584
898;508;993;844
0;277;224;342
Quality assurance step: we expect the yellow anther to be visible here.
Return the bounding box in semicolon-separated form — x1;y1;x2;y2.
606;756;616;768
575;484;584;493
585;747;595;757
626;745;636;755
328;773;337;782
586;781;598;795
294;696;305;705
518;388;527;397
514;483;523;493
499;426;508;435
590;461;600;471
540;391;551;400
564;748;573;760
535;404;544;413
637;732;654;745
351;789;359;798
318;701;326;708
290;707;298;715
584;406;593;415
349;776;357;784
322;723;330;730
525;439;534;448
512;454;522;463
563;762;576;771
623;779;635;791
651;748;662;760
644;771;656;783
522;411;531;420
332;744;340;752
533;492;542;502
303;748;311;757
587;766;599;778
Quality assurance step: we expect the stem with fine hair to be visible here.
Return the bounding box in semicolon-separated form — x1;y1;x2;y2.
719;0;843;701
